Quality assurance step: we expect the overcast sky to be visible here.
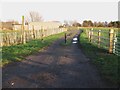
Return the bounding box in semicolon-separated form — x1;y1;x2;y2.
0;0;119;23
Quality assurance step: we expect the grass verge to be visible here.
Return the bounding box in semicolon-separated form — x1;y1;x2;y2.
79;31;119;86
2;32;64;67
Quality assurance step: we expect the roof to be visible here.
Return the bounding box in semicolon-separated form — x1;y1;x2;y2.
29;21;61;26
12;24;22;25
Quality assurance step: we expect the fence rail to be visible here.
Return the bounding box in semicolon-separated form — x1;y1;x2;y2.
0;28;67;47
113;30;120;56
85;29;120;56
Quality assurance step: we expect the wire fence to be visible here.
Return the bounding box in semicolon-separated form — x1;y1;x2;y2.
85;28;120;56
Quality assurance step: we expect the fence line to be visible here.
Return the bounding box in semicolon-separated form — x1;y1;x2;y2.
113;30;120;56
85;29;120;56
0;28;67;47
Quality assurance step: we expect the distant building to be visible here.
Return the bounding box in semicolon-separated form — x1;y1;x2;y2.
0;21;19;30
0;22;13;30
13;24;29;30
28;21;61;30
0;21;61;30
12;24;22;30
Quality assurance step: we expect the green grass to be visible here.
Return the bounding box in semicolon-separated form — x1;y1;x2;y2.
80;31;119;85
2;32;64;67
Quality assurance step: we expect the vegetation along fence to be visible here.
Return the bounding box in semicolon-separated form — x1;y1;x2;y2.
85;28;120;56
0;28;67;47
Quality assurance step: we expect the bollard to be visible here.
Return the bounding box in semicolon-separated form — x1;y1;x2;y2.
65;33;67;44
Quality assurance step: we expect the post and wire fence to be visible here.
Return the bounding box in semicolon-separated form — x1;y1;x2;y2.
85;28;120;56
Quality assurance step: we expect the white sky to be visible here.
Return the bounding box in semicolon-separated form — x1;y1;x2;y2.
0;0;119;23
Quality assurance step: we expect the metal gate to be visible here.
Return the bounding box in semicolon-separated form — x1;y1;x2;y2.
113;30;120;56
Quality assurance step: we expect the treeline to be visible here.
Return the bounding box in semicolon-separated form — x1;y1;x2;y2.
82;20;120;28
63;20;120;28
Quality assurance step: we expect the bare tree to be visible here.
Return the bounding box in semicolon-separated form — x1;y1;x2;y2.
63;20;69;27
69;20;74;26
26;11;43;22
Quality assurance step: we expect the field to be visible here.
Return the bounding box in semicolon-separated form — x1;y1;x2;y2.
82;27;119;55
79;27;119;85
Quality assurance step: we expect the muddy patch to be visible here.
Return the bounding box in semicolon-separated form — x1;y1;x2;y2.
57;56;74;65
29;72;57;84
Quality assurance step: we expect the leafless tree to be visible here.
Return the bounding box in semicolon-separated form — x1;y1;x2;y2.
63;20;69;27
26;11;43;22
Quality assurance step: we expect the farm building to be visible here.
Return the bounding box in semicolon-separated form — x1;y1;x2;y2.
12;24;22;30
0;21;20;30
0;21;62;30
0;22;13;30
13;24;29;30
28;21;62;30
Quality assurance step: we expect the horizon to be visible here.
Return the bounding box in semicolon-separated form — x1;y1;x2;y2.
1;2;118;23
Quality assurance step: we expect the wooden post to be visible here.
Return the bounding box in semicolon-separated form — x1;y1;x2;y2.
32;25;35;39
109;29;114;53
22;16;24;30
86;29;88;37
8;34;10;46
65;33;67;44
98;30;101;48
0;33;2;47
22;16;26;44
90;29;93;43
113;32;117;53
36;30;39;39
41;28;44;41
88;30;91;41
44;30;47;37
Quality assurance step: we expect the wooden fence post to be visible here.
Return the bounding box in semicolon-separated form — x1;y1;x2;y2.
90;29;93;43
88;30;91;42
21;16;26;44
22;16;24;30
32;25;35;39
113;32;116;53
41;29;44;41
0;33;2;47
23;31;26;44
98;30;101;48
85;29;88;37
109;29;114;53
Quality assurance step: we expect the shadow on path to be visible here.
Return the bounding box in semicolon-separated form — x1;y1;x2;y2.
2;30;116;88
